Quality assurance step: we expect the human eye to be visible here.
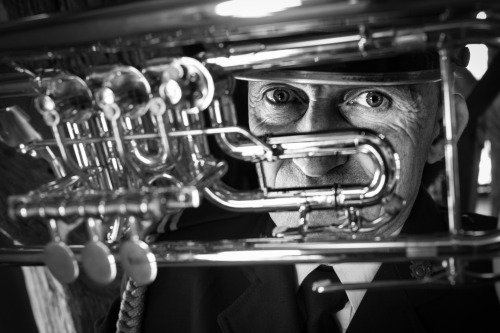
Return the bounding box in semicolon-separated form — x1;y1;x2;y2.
253;86;308;127
264;87;307;107
248;83;309;131
346;90;391;111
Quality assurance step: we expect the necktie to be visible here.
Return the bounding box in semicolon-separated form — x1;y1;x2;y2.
297;265;349;333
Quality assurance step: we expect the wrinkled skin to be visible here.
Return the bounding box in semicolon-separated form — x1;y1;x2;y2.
248;79;469;238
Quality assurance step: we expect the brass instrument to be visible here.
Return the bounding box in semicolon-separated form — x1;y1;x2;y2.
0;0;499;293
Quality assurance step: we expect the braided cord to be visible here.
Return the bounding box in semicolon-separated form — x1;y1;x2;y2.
116;279;147;333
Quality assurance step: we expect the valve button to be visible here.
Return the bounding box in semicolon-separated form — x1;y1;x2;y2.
82;241;117;285
119;240;157;286
44;241;79;283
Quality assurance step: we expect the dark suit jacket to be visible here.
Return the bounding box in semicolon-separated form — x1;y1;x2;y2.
97;189;500;333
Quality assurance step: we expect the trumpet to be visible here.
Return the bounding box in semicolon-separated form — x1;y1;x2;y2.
0;0;498;293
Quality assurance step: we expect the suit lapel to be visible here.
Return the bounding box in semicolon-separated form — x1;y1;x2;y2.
347;188;452;333
346;263;428;333
217;188;451;333
218;265;303;333
395;188;454;307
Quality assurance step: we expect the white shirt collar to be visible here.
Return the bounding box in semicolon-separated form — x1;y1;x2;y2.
331;263;381;312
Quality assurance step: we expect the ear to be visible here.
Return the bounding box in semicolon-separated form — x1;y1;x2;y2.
426;93;469;164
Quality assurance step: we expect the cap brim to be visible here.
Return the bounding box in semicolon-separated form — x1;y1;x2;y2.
236;69;443;86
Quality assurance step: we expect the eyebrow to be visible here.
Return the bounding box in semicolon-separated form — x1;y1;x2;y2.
370;85;428;111
251;81;417;95
249;81;428;108
380;85;415;101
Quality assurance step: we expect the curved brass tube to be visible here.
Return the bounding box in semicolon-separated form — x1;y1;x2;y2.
1;229;500;268
0;0;499;288
203;129;399;211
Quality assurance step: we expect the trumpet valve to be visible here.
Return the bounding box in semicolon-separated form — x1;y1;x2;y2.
81;217;117;285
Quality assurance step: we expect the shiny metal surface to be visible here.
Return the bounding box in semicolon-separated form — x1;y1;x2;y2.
43;240;79;283
9;187;200;221
2;230;500;266
0;0;498;288
81;241;117;285
439;49;462;234
236;69;443;86
0;0;496;52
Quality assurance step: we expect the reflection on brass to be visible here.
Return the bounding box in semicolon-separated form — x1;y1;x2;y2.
0;0;498;289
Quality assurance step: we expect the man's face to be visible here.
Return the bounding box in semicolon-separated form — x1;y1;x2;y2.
248;78;442;236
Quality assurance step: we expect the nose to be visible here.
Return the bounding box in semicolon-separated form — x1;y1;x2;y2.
292;93;350;177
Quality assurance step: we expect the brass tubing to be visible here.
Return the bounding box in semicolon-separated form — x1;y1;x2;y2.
439;47;462;234
1;231;500;266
